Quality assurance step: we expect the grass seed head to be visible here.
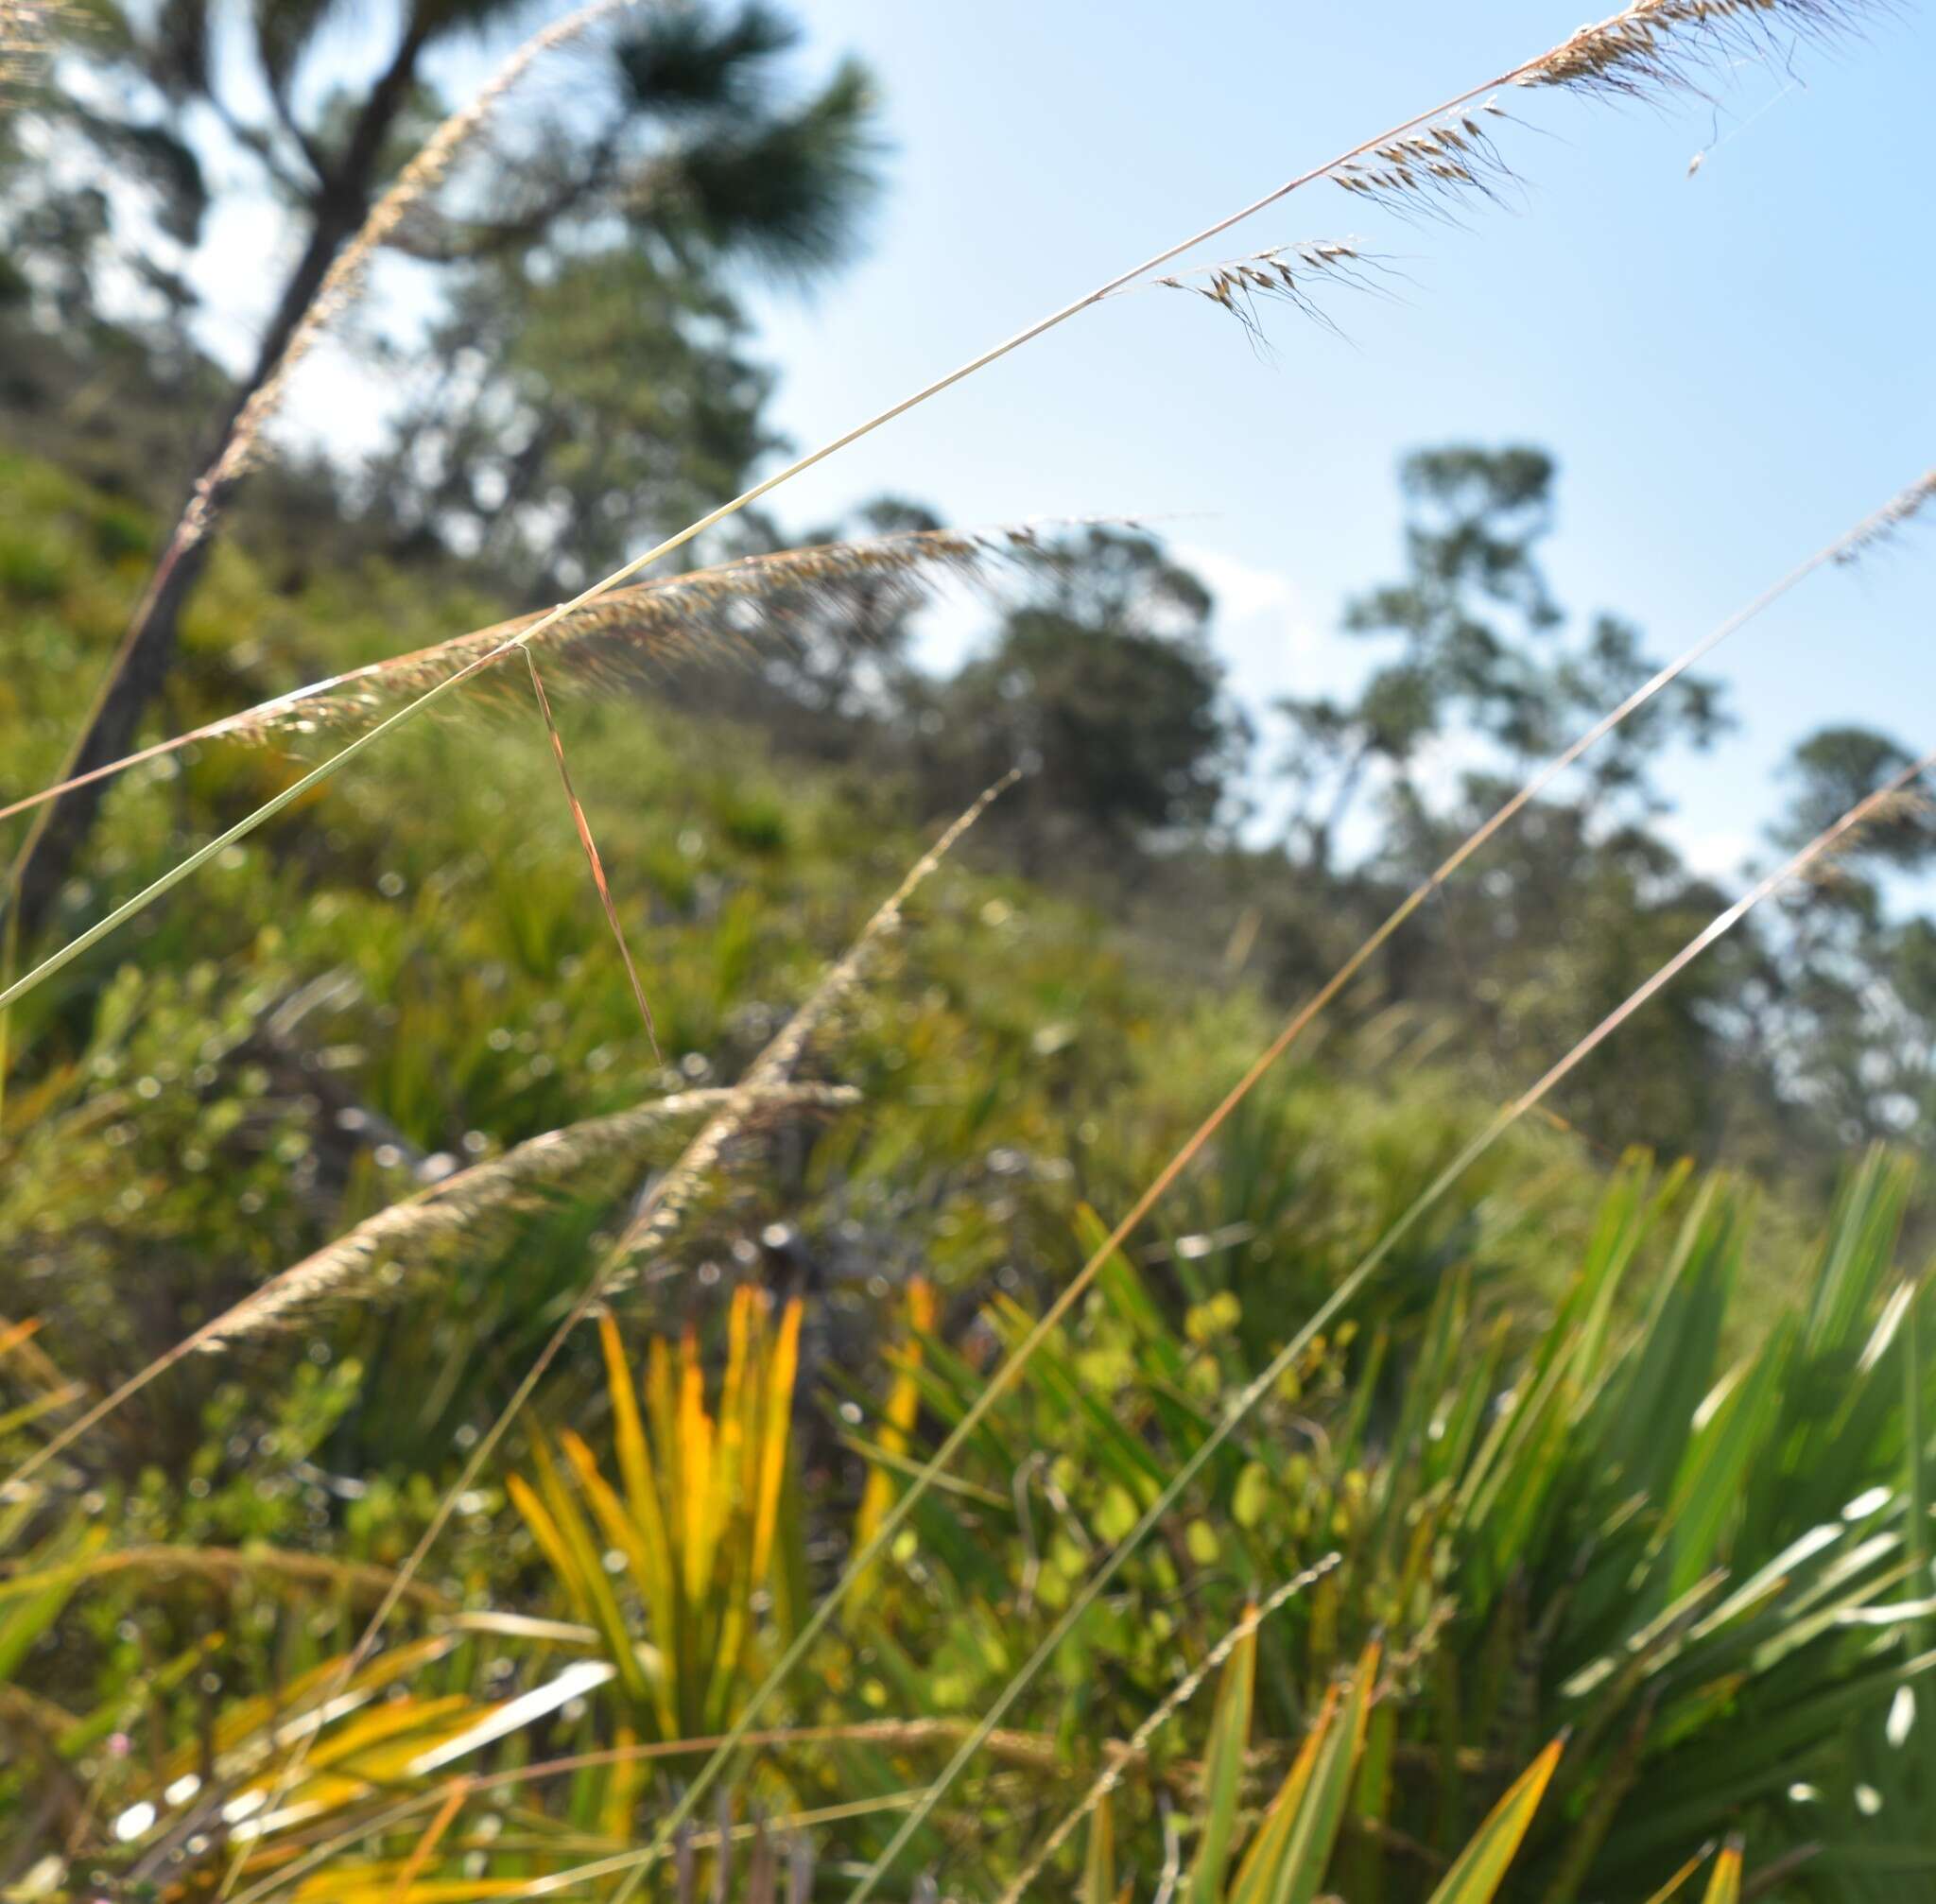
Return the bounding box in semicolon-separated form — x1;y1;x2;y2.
1525;0;1874;100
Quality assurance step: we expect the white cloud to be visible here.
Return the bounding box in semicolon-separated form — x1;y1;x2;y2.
1661;821;1754;881
1170;540;1352;711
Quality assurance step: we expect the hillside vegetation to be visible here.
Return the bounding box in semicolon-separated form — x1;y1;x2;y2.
3;446;1930;1900
6;0;1936;1897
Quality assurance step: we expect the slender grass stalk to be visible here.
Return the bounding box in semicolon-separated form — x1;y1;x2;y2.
385;1777;469;1904
600;467;1935;1892
523;645;661;1057
0;520;1062;827
842;743;1936;1902
994;1552;1344;1904
512;1786;939;1898
427;1717;1084;1798
216;773;1015;1902
0;1;1877;1016
221;1791;449;1904
0;1544;453;1608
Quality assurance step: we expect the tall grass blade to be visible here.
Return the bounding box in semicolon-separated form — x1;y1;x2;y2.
1183;1617;1257;1904
1084;1791;1116;1904
0;522;1065;827
1271;1641;1380;1904
1638;1845;1719;1904
1421;1734;1565;1904
1228;1688;1335;1904
1699;1838;1744;1904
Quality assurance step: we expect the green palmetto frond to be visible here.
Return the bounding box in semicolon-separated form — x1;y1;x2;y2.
885;1150;1935;1898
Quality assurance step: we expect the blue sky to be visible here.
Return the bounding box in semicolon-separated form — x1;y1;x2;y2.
236;0;1935;880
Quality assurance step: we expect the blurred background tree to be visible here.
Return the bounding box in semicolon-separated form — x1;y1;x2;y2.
1275;446;1728;875
1754;723;1936;1150
0;0;881;934
908;527;1253;870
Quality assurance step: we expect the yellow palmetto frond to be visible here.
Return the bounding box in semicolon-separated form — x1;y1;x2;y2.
854;1279;936;1558
518;1290;805;1740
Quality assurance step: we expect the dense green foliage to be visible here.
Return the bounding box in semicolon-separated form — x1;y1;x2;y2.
6;0;1936;1895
